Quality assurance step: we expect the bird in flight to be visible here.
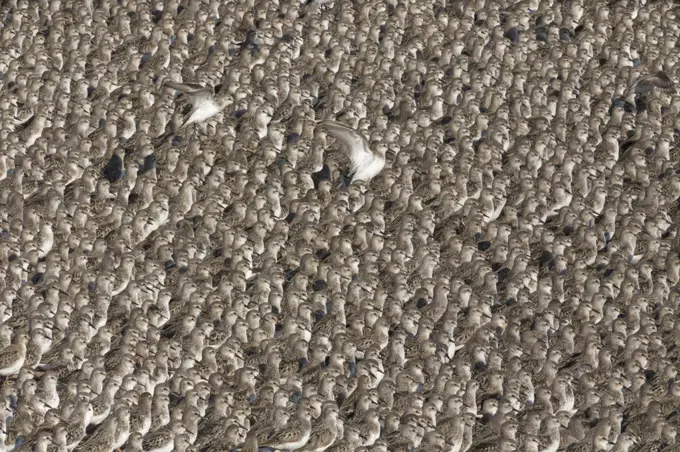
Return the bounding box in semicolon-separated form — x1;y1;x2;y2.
614;69;676;115
164;81;232;131
629;70;676;95
320;121;386;185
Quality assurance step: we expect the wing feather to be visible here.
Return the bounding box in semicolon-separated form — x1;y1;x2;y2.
320;121;374;175
649;71;676;92
631;71;676;94
164;81;214;104
13;113;35;133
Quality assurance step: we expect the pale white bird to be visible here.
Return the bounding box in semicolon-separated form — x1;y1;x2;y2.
321;121;386;184
164;82;232;130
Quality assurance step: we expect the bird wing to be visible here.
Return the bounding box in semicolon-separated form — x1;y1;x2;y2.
648;71;676;92
321;121;375;176
261;426;302;446
13;112;35;133
631;71;676;94
164;81;214;105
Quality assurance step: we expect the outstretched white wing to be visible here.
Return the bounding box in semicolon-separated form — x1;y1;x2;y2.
164;82;214;107
321;121;380;181
165;81;221;129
